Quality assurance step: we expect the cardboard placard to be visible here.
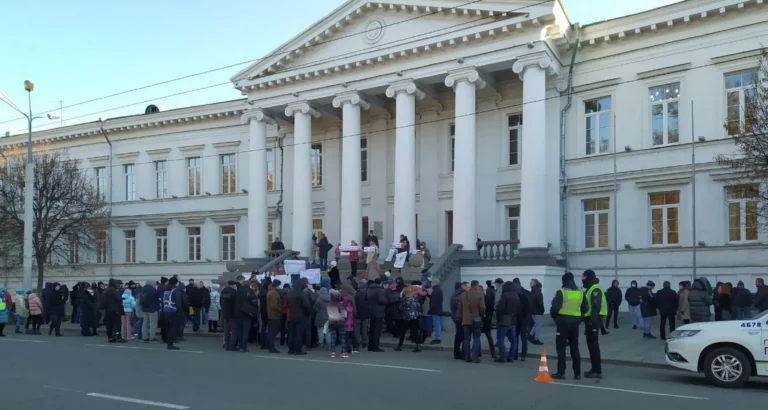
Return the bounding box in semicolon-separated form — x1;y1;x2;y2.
393;252;407;268
300;268;321;285
284;260;306;275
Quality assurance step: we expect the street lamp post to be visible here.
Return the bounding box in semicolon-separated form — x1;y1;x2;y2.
0;81;60;291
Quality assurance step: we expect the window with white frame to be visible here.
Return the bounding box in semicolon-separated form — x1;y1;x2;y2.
220;154;237;194
727;184;758;242
124;164;136;201
155;228;168;262
725;70;757;136
507;205;520;250
95;167;106;200
155;161;168;198
221;225;236;261
187;157;201;196
311;143;323;187
187;227;201;261
96;231;107;264
266;149;274;191
68;233;79;264
508;114;522;165
583;198;610;249
449;124;456;172
585;96;611;155
361;137;368;182
650;84;680;146
125;230;136;263
650;191;680;246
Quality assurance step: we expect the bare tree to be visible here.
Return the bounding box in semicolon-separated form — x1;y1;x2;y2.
716;49;768;235
0;151;107;291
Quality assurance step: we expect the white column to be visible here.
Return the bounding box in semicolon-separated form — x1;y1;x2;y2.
386;80;424;244
513;53;557;252
285;102;321;258
333;92;370;246
242;109;274;258
446;68;486;247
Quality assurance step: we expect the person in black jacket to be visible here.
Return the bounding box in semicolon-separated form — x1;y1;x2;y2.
733;281;752;320
70;283;80;324
258;280;270;349
755;278;768;314
639;281;657;339
286;279;312;355
366;279;388;352
187;280;203;332
495;282;519;363
625;280;641;329
512;279;529;361
162;277;184;350
315;232;332;271
48;283;65;337
656;281;678;340
79;283;98;336
481;282;497;360
689;277;713;323
582;270;606;379
220;280;237;351
233;280;258;353
528;279;545;345
716;283;734;321
605;280;622;329
102;279;125;343
550;272;588;380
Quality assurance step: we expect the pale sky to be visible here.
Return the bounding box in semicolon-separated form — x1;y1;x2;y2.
0;0;682;135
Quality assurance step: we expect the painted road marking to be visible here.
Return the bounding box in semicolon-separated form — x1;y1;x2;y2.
0;338;49;343
87;393;189;409
252;355;441;373
552;382;709;400
85;344;203;353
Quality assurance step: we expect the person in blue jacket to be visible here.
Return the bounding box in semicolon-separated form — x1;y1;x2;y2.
0;288;8;336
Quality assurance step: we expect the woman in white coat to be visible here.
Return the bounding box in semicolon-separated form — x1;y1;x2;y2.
208;284;221;333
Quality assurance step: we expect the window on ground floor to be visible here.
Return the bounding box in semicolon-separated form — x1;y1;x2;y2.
650;191;679;246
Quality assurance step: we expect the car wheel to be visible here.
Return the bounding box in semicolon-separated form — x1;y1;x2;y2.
703;347;751;388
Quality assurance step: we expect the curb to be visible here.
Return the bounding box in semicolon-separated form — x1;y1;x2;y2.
58;326;673;370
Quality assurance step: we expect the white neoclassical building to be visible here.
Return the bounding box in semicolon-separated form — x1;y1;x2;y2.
3;0;768;300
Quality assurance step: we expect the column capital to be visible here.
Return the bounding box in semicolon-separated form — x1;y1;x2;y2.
512;51;560;80
444;67;487;90
285;101;321;118
332;92;371;110
385;80;425;100
241;108;275;125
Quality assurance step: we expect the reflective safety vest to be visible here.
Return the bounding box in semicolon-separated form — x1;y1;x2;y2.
162;289;177;313
0;299;5;311
585;284;608;317
559;289;584;316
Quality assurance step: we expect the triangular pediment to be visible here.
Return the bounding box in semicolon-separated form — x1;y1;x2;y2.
231;0;556;87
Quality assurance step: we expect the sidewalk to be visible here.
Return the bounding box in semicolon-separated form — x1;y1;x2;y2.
53;313;669;368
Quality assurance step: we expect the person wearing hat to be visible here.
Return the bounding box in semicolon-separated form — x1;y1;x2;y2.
162;277;183;350
550;272;588;380
581;269;607;379
328;261;341;289
639;281;658;339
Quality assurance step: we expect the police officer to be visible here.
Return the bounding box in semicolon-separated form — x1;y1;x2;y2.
163;277;183;351
582;269;607;379
550;272;588;380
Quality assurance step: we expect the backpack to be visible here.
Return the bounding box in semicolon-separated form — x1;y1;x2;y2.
140;291;153;309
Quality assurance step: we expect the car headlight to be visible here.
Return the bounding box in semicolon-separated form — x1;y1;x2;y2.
670;330;700;339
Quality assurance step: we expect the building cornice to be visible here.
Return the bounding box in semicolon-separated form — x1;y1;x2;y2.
179;144;205;157
116;151;140;164
212;141;242;153
87;155;109;167
146;148;172;161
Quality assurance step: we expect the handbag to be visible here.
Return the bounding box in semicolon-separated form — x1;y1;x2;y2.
240;301;258;319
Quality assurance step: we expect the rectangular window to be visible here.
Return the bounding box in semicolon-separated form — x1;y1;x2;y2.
220;154;237;194
125;230;136;263
96;231;107;264
508;114;523;165
187;157;201;196
583;198;610;249
95;167;107;200
266;149;274;191
450;124;456;172
650;84;680;146
725;70;757;136
221;225;236;261
155;228;168;262
155;161;168;198
650;191;680;246
311;143;323;187
585;96;611;155
508;205;520;250
187;227;201;261
124;164;136;201
727;184;758;242
68;233;79;264
361;137;368;182
267;221;274;249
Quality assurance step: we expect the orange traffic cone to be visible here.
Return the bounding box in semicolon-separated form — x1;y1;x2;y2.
533;350;554;383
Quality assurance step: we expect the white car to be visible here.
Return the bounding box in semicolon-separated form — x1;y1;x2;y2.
665;311;768;387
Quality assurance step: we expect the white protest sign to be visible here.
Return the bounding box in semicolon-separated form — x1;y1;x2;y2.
284;260;306;275
255;274;266;283
300;268;321;284
393;252;407;268
385;248;397;262
364;246;377;254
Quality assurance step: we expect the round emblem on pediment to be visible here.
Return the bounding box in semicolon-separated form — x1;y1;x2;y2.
362;18;385;44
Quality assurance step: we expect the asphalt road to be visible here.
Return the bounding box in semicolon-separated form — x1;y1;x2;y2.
2;333;767;410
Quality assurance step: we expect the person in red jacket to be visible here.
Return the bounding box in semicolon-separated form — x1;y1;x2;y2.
349;241;360;278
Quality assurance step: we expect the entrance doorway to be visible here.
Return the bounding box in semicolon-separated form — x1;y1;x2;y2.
362;216;369;244
446;211;453;246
